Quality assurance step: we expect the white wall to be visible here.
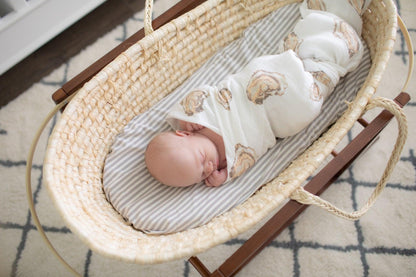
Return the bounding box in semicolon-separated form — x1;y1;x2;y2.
0;0;106;75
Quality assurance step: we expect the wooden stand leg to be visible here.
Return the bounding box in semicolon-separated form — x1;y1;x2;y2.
189;92;410;277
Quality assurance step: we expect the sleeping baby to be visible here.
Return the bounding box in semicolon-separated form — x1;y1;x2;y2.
145;0;370;187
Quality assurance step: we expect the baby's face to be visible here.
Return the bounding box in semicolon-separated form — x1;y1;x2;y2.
177;132;220;186
146;131;220;187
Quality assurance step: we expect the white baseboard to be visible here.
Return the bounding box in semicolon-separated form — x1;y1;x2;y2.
0;0;106;75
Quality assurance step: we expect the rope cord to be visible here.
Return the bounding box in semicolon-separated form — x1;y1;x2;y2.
398;15;414;92
291;97;408;220
144;0;154;36
26;93;81;277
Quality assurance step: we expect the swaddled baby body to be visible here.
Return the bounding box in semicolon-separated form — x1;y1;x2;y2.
145;0;370;188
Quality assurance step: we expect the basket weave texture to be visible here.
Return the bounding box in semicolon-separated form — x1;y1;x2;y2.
44;0;398;264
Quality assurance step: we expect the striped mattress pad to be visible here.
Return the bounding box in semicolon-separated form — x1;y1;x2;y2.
103;3;371;234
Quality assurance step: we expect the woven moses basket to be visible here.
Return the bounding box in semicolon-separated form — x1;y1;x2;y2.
39;0;409;265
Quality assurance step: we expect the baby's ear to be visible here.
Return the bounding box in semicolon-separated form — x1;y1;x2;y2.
175;130;192;137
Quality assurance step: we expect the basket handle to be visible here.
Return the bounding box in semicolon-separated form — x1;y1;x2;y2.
26;94;81;276
144;0;155;36
397;15;414;92
290;96;408;220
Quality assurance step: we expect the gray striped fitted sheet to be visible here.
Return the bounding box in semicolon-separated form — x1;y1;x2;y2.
103;3;371;234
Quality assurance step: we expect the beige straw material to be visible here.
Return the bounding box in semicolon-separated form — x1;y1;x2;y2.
291;97;408;219
44;0;400;264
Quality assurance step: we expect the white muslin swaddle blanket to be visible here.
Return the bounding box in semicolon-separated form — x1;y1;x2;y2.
166;0;366;183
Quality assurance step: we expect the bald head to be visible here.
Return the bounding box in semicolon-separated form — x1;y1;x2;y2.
145;130;221;187
145;132;192;187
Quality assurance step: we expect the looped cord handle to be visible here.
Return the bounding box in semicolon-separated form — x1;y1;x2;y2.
26;94;81;276
144;0;154;36
397;15;414;92
290;97;408;220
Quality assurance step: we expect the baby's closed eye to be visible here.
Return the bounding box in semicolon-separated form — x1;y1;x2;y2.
200;152;207;177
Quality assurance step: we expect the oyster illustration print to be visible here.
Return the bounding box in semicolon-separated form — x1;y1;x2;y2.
310;70;332;101
311;71;333;89
230;144;257;179
334;19;360;57
307;0;327;11
180;90;208;116
310;83;321;101
246;70;288;104
283;32;302;54
216;88;232;110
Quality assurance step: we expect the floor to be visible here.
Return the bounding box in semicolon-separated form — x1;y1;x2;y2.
0;0;146;108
